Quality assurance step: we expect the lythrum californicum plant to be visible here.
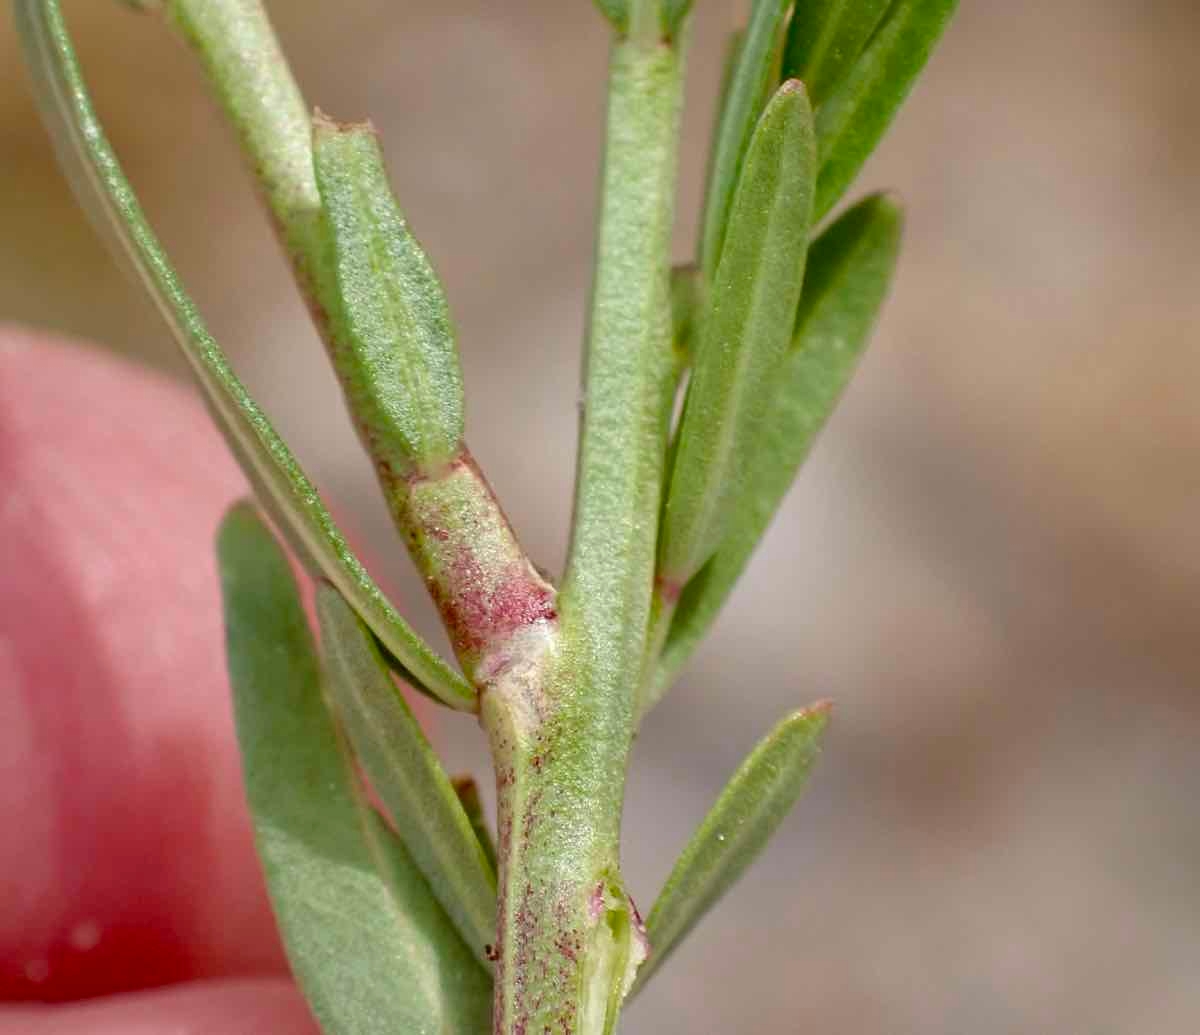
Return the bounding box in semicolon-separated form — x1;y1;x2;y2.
15;0;957;1030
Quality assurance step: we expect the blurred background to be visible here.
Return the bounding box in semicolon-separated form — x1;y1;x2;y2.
3;0;1199;1030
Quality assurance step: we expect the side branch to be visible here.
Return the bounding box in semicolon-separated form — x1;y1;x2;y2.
382;448;558;687
165;0;323;273
157;0;551;698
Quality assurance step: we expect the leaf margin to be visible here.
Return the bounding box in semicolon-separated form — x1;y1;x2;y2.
13;0;476;711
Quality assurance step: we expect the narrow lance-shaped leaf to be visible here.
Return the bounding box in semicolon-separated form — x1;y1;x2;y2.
316;583;497;969
313;116;465;475
696;28;743;264
814;0;959;221
782;0;892;107
699;0;793;280
659;82;817;588
650;195;902;705
452;776;498;873
14;0;475;711
633;704;830;993
216;502;492;1034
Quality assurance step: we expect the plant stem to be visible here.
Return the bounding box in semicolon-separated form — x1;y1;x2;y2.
380;448;557;686
165;0;322;274
159;0;544;683
560;14;685;749
486;7;688;1033
150;1;690;1029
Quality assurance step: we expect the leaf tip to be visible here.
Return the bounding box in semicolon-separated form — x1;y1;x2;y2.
862;190;906;228
776;77;809;100
767;77;815;123
787;699;833;741
216;498;265;560
218;496;259;528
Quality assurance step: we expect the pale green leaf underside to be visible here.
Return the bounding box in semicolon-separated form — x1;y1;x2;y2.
815;0;959;221
217;502;491;1035
659;82;816;584
313;118;465;472
634;704;829;993
15;0;474;711
652;194;902;702
316;583;497;969
783;0;891;107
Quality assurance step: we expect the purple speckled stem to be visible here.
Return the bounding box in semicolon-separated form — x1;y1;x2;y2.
380;448;646;1033
381;448;557;687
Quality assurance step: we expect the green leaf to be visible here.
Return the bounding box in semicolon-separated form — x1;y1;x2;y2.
216;502;492;1034
659;82;817;586
452;775;498;873
782;0;891;107
14;0;475;712
593;0;691;38
814;0;959;220
698;0;793;280
661;0;693;38
593;0;628;32
633;703;830;992
652;195;902;700
696;29;742;254
312;116;465;475
316;583;497;969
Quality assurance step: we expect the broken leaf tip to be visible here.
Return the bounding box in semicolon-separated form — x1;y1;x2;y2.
312;107;376;140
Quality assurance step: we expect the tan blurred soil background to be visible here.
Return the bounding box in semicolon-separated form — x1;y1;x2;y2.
4;1;1200;1030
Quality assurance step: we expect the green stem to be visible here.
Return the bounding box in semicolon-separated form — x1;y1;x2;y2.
158;0;547;680
164;0;322;272
481;8;687;1034
380;448;557;686
560;16;685;735
149;1;689;1029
